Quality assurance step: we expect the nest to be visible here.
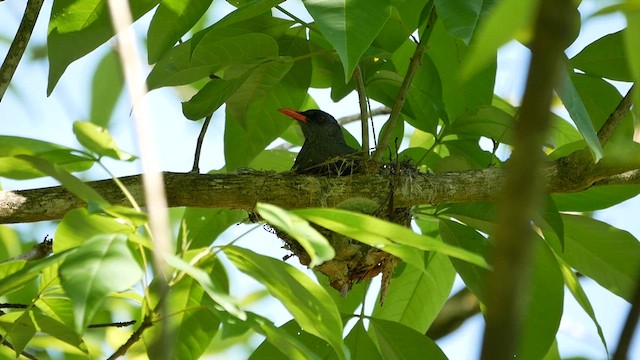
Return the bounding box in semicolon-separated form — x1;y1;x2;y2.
262;157;419;303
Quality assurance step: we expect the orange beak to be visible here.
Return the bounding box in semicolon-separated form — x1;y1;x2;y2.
279;108;308;123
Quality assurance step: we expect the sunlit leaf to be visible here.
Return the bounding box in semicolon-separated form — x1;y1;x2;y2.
370;318;447;359
73;121;135;160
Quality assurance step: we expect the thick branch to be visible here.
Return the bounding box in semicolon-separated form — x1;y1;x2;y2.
1;160;638;224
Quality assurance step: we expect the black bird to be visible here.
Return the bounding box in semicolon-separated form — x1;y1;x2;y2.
279;108;357;174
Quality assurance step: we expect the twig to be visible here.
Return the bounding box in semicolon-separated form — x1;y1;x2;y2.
353;65;370;154
191;113;213;173
107;315;153;360
88;320;137;329
0;303;29;309
480;0;575;359
0;0;44;101
372;1;437;161
427;287;480;339
597;84;635;147
612;268;640;360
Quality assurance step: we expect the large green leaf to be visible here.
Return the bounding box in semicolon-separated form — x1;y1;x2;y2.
72;121;135;160
147;31;279;90
461;0;536;78
304;0;392;79
31;311;88;354
0;137;93;179
0;251;74;297
429;21;496;123
256;203;335;268
294;208;490;269
223;246;348;360
59;234;143;332
224;30;311;170
570;29;633;81
344;320;383;360
0;311;35;356
556;69;603;161
147;0;214;64
146;252;221;360
90;50;123;128
435;0;498;44
47;0;159;94
249;317;327;360
552;185;640;212
178;208;246;249
372;253;455;333
370;318;447;359
214;0;285;29
181;75;249;120
548;214;640;302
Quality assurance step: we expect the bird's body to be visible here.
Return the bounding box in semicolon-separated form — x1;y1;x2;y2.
279;108;357;174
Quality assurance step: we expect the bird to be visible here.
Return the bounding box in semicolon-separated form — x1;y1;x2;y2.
278;108;357;174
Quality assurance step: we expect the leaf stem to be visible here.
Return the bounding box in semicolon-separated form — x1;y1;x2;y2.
372;2;437;161
353;65;370;154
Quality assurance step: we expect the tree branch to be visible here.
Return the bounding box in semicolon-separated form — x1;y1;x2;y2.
598;85;635;147
1;157;638;224
372;2;437;161
0;0;44;101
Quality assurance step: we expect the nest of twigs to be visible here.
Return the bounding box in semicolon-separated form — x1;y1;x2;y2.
263;155;419;302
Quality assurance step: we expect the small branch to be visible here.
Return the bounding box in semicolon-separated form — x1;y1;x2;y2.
0;303;28;309
107;315;153;360
372;2;437;161
88;320;137;329
353;65;370;154
612;268;640;360
337;107;391;126
0;0;45;101
191;114;213;173
598;84;635;147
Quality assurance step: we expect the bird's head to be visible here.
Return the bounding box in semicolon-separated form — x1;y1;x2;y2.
278;108;346;144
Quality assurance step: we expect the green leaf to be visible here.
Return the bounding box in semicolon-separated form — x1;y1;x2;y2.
226;60;294;128
294;208;490;269
0;136;94;179
2;311;35;356
448;105;514;143
435;0;498;44
90;50;123;128
15;155;109;208
248;316;326;360
146;252;221;360
552;185;640;212
256;203;335;268
47;0;159;94
147;0;214;64
570;29;633;81
556;69;603;161
462;0;536;79
519;236;564;359
163;252;245;321
429;21;496;122
439;219;491;302
370;318;447;359
60;233;143;332
558;261;609;355
249;149;297;171
72;121;135;160
549;214;640;302
214;0;285;29
344;320;383;360
147;31;279;90
56;208;148;252
32;312;88;354
304;0;392;79
223;30;311;170
178;208;247;249
182;76;249;120
372;253;455;333
223;246;347;360
0;251;74;297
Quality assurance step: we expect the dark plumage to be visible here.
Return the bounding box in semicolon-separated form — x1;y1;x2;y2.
279;108;357;174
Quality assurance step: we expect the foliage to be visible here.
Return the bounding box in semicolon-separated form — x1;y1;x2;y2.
0;0;639;359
